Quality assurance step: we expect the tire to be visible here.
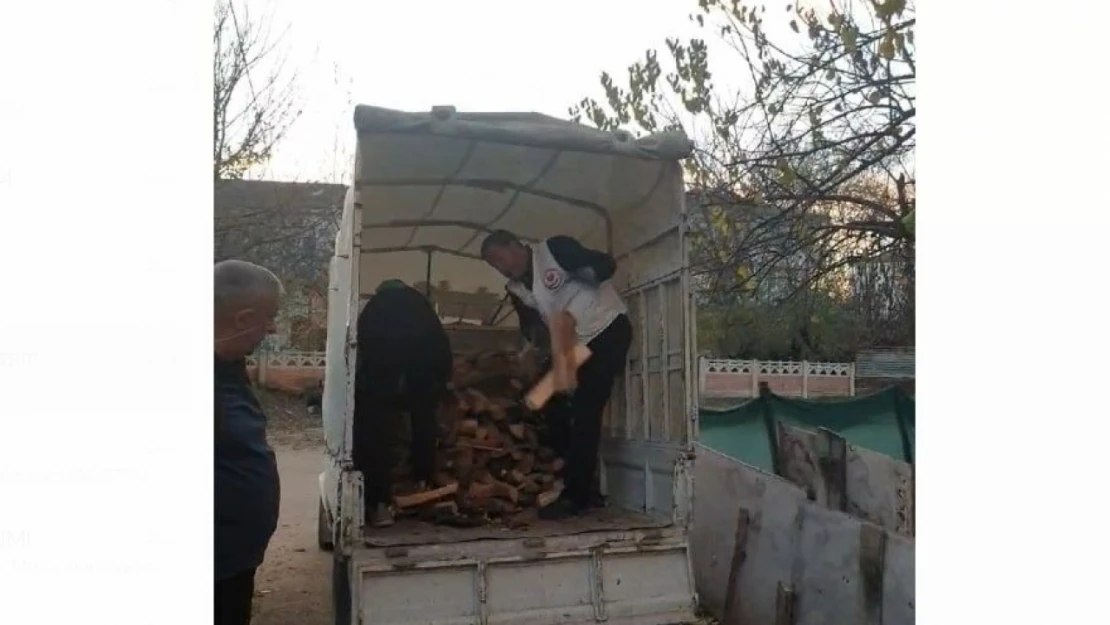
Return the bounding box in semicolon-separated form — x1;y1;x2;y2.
317;497;335;552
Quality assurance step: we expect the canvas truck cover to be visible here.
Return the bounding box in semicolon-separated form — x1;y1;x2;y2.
347;104;694;307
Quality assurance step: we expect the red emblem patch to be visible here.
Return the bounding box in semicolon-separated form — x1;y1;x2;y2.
542;268;565;290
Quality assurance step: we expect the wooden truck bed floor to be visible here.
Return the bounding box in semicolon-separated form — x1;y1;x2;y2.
362;506;668;547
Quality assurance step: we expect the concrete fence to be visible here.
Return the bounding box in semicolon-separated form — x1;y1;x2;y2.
245;351;326;393
246;351;860;399
700;357;856;399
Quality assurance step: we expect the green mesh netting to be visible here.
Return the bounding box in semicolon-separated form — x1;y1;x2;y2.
697;386;914;471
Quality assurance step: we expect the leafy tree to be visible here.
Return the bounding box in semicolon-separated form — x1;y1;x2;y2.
573;0;915;355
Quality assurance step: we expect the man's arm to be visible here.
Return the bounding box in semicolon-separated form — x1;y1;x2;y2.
509;292;548;348
546;235;617;283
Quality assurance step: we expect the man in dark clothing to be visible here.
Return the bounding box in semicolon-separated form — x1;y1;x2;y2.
353;279;454;528
214;260;284;625
481;230;632;520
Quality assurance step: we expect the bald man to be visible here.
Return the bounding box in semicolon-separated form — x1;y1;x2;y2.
214;260;283;625
354;279;453;527
480;230;631;520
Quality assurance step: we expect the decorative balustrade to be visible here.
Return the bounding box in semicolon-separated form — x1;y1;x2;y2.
243;350;327;393
243;351;852;399
700;357;855;399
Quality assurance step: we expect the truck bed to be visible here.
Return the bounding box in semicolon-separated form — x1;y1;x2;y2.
363;506;668;547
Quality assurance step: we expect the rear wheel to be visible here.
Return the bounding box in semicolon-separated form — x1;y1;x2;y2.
317;497;334;552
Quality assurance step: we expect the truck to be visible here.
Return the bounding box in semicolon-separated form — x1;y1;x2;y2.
318;104;700;625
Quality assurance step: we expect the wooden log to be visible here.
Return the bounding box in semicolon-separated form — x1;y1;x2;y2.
517;453;536;475
393;483;459;509
550;311;578;392
524;343;592;410
467;482;496;501
859;523;888;625
537;480;565;507
433;500;459;515
384;349;575;524
491;480;519;504
722;508;752;625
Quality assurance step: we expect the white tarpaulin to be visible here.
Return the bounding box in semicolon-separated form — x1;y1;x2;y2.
348;104;694;321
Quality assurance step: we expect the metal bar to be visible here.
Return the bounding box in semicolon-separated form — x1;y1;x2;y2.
476;560;490;625
590;549;609;622
401;140;478;248
639;290;650;440
423;249;433;297
485;293;509;326
457;151;563;252
363;219;540;242
660;282;671;442
360;177;611;220
722;507;752;625
612;223;681;264
359;245;483;260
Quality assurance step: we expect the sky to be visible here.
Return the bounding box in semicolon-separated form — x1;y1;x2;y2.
241;0;708;181
234;0;842;183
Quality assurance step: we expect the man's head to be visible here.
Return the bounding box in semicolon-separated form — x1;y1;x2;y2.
480;230;530;281
375;279;408;294
214;260;284;359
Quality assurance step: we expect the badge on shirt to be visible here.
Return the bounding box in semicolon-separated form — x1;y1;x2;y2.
542;268;565;291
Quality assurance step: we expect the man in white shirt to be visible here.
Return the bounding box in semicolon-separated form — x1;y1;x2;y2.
481;230;632;519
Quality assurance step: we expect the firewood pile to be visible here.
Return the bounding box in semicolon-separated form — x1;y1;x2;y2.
388;350;565;528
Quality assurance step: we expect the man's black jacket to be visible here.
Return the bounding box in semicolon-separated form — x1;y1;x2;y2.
215;356;280;581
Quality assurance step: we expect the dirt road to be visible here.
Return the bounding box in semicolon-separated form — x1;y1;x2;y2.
251;391;332;625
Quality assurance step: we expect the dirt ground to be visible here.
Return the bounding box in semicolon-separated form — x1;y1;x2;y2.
251;390;331;625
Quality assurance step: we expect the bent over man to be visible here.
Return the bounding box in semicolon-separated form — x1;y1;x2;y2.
480;230;632;520
215;260;283;625
353;279;453;528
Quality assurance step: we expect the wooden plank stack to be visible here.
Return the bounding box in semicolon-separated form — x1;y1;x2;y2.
388;349;567;528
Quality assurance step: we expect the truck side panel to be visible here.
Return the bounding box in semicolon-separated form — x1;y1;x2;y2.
347;532;696;625
600;160;696;523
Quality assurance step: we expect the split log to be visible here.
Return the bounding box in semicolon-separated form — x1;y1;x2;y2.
384;349;570;528
524;343;592;410
393;483;459;509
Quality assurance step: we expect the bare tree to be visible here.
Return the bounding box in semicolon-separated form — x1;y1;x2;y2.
213;0;301;180
214;179;345;285
572;0;913;286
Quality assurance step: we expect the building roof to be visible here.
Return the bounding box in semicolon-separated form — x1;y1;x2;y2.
214;179;348;214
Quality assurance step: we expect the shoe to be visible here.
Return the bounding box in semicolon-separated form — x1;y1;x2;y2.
587;492;607;509
369;502;395;528
538;497;582;521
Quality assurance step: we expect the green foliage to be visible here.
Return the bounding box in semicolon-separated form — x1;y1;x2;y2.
697;290;863;361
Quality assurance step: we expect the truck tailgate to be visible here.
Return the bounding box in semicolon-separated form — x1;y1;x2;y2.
346;526;696;625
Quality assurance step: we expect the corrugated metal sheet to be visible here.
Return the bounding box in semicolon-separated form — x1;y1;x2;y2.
856;347;915;379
